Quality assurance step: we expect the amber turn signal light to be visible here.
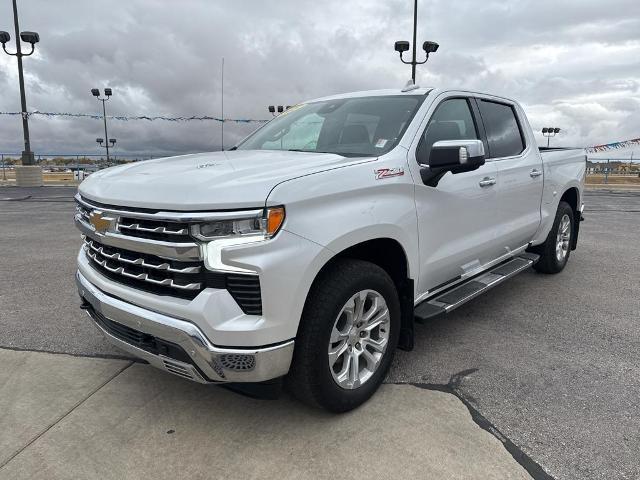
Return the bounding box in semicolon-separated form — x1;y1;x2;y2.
265;207;285;237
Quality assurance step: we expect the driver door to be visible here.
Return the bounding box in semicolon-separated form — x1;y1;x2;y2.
412;96;504;296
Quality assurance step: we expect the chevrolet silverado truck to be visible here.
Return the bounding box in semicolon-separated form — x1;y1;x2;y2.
75;87;586;412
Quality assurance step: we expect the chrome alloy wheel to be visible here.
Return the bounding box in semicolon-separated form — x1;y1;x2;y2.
556;213;571;262
328;289;390;390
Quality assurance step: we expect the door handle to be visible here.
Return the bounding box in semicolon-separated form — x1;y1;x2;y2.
479;177;496;187
530;169;543;178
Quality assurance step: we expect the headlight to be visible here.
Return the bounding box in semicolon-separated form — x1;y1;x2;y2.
196;207;286;273
190;206;285;241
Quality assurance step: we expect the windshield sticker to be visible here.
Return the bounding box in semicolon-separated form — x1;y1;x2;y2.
375;167;404;180
375;139;388;148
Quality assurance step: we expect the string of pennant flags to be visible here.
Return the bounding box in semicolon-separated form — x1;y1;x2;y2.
0;110;638;152
0;111;269;123
584;138;640;154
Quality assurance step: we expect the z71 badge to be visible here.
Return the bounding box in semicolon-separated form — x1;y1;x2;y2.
374;167;404;180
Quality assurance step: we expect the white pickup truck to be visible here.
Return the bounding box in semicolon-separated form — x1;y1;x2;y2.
75;87;585;412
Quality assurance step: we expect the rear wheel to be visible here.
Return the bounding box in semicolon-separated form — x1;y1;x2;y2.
532;201;574;274
287;259;400;412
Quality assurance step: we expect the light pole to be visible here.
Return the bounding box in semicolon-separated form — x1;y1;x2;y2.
1;0;41;186
91;88;114;162
542;127;560;148
394;0;438;84
221;57;224;151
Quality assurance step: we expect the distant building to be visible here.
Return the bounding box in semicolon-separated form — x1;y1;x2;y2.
586;160;638;174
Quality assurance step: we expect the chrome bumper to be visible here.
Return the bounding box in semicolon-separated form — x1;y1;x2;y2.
76;271;294;384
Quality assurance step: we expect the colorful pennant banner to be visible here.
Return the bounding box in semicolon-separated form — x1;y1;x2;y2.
585;138;640;154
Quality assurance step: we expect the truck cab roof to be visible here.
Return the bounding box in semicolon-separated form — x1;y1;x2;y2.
307;87;523;109
308;87;433;103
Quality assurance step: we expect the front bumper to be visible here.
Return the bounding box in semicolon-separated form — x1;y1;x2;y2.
76;271;294;383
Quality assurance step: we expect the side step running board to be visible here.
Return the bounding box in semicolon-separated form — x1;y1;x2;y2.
414;253;540;323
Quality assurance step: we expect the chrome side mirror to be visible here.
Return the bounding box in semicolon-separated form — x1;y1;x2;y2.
419;139;485;186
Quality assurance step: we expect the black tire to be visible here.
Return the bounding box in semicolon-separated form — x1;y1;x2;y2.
531;201;574;274
286;259;401;413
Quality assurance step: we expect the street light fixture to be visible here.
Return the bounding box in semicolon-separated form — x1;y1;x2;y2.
394;0;439;84
268;105;286;117
542;127;561;147
19;31;39;45
91;88;114;161
96;137;117;160
1;0;41;172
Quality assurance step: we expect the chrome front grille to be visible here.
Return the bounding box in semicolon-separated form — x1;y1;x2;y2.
85;238;200;274
76;203;91;223
75;194;263;313
77;200;192;243
84;238;206;296
117;217;192;243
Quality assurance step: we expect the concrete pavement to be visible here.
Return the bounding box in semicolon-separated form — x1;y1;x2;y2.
0;349;131;467
0;349;531;480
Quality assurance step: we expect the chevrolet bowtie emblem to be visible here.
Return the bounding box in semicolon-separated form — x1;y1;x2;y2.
89;210;112;234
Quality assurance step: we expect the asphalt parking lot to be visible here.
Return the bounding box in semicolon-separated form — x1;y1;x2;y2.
1;186;639;479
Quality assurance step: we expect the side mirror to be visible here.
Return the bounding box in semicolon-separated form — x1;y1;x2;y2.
419;139;485;187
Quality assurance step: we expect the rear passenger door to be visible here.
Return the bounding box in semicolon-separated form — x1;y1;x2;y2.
475;98;543;252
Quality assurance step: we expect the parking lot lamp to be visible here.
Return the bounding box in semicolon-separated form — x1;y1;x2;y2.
96;137;116;161
1;0;42;185
542;127;561;148
268;105;285;117
92;88;113;162
393;0;439;83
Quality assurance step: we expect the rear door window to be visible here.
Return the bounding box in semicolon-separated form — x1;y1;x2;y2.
477;100;525;158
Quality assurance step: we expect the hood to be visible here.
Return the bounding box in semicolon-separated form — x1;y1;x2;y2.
79;150;372;210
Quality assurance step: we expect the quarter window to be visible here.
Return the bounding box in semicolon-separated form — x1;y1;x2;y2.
477;100;525;158
417;98;478;163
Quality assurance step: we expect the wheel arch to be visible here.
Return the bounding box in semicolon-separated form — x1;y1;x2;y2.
559;186;581;250
300;237;415;351
560;186;580;213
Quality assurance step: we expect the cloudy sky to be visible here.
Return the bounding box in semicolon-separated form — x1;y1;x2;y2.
1;0;639;160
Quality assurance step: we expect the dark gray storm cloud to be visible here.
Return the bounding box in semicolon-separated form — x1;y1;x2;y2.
1;0;639;158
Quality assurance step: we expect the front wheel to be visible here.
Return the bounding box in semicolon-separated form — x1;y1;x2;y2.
286;259;400;412
532;201;574;274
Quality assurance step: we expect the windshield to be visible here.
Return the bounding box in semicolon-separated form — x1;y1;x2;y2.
236;95;426;157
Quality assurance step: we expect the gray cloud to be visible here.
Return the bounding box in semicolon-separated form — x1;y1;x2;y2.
1;0;639;159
